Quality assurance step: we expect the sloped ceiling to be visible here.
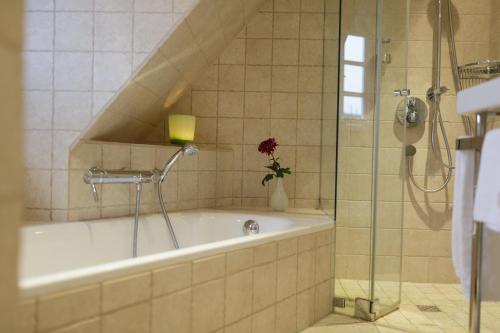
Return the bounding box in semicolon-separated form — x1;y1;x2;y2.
81;0;267;143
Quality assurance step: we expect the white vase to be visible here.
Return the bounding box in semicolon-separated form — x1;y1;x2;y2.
271;177;288;211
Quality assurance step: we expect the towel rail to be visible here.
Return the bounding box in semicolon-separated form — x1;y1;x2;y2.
455;111;489;333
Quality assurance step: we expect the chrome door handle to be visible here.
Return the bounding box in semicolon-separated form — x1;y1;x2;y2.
393;89;410;96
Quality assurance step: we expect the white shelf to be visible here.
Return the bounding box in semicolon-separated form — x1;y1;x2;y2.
457;76;500;114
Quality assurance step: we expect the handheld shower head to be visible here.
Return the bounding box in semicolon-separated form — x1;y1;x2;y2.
182;143;199;156
160;143;199;179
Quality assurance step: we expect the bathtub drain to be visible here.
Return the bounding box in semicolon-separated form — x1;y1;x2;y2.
243;220;259;235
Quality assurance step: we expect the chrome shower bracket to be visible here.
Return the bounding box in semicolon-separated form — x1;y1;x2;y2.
426;86;449;101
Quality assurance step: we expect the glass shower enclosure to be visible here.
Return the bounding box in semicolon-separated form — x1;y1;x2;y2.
320;0;409;321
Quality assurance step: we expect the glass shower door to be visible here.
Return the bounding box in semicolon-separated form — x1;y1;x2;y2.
369;0;408;318
332;0;408;321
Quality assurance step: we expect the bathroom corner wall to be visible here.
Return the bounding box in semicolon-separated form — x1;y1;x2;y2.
335;0;494;284
402;0;492;283
0;1;23;331
158;0;340;210
22;0;197;222
64;141;233;221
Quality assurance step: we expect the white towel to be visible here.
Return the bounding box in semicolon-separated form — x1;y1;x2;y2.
452;145;475;297
474;128;500;232
452;131;500;301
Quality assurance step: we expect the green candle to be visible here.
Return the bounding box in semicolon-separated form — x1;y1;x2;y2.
168;114;196;145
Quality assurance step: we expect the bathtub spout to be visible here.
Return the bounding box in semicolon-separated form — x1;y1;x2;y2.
158;144;199;249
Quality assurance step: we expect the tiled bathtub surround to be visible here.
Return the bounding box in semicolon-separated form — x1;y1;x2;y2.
64;140;233;221
151;0;340;210
17;229;334;333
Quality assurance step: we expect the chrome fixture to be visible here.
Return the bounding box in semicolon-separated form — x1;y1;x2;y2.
393;88;410;97
84;167;156;202
83;167;157;257
396;97;427;128
406;0;457;193
458;60;500;90
157;144;199;249
381;38;392;64
405;145;417;157
243;220;259;235
83;143;199;254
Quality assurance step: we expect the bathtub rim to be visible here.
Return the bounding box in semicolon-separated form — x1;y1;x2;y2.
19;209;333;298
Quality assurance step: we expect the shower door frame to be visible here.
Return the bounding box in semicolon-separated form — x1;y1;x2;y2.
332;0;408;322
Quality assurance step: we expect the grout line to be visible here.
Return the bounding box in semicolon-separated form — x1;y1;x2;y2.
48;0;57;221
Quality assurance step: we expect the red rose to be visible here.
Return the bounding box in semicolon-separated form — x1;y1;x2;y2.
258;138;278;156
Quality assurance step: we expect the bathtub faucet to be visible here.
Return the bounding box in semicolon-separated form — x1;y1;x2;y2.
83;167;156;202
82;143;199;255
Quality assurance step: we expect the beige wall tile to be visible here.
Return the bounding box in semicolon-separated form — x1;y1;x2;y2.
225;269;253;324
245;65;272;91
254;242;277;265
299;13;324;39
271;92;298;119
315;245;331;283
298;250;316;291
244;92;271;118
251;306;276;333
102;272;151;312
274;13;300;39
296;288;315;331
247;13;273;38
38;285;100;331
253;262;277;311
192;279;225;333
226;248;254;274
278;237;298;258
218;118;244;144
16;299;36;333
272;66;298;92
243;119;270;144
273;39;299;65
102;302;150;333
277;255;298;301
193;254;226;284
225;317;252;333
246;39;272;65
270;119;297;145
315;280;331;320
219;91;244;117
276;296;297;333
48;318;100;333
220;38;246;65
192;91;218;117
152;289;191;333
219;65;245;91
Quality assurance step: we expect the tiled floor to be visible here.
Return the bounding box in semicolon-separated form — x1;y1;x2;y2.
303;281;500;333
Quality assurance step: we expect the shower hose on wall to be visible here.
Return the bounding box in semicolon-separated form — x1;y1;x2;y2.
406;0;498;193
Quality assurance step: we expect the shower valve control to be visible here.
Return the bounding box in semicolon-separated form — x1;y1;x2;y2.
393;89;411;97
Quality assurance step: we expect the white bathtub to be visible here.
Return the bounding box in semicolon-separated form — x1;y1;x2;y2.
19;209;332;297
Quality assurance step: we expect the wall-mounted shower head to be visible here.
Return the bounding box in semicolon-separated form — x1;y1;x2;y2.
405;145;417;157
